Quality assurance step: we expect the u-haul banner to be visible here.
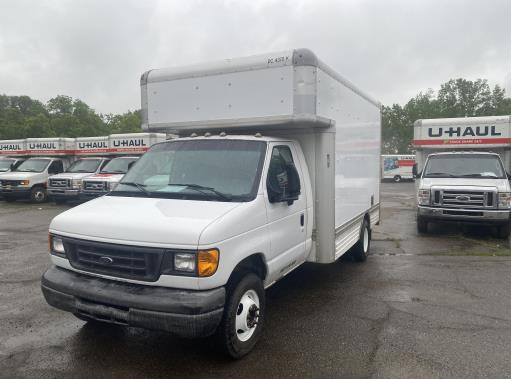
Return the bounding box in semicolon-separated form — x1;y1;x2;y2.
108;133;165;154
0;140;26;155
25;139;75;155
414;117;511;147
75;137;109;155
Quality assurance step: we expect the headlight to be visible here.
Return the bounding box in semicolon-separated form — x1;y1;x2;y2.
174;253;196;272
418;189;430;205
49;235;66;256
71;179;82;188
498;192;511;208
20;180;30;186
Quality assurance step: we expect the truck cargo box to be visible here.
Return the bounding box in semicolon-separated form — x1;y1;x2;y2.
141;48;381;263
25;138;75;156
0;139;26;156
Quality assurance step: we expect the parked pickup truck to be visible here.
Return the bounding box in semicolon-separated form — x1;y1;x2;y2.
41;49;381;358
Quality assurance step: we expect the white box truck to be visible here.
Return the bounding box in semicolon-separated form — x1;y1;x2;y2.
413;115;511;237
41;49;381;358
381;154;415;182
0;138;75;203
80;133;165;198
47;137;111;204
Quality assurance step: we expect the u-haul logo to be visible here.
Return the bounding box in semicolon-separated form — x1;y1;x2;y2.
78;141;108;149
428;125;501;138
112;139;147;148
0;144;22;151
28;142;57;149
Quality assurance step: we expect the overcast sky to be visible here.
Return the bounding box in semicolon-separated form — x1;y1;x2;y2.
1;0;510;114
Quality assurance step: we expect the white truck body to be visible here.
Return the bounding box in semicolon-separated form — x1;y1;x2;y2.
414;116;511;236
381;154;415;182
41;49;381;357
0;138;75;202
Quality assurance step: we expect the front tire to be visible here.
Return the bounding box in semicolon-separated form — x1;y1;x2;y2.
417;216;428;233
350;219;370;262
30;186;47;203
393;175;402;183
217;273;265;359
497;222;510;239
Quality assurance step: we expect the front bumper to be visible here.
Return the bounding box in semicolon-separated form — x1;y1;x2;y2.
41;266;225;338
0;187;31;198
418;205;511;224
48;188;81;200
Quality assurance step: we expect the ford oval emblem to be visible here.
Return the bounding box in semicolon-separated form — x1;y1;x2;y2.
99;256;114;265
456;195;470;202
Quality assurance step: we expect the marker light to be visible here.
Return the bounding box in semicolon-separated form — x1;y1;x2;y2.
198;249;219;277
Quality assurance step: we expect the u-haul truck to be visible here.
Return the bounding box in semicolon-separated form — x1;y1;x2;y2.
41;49;381;358
81;133;165;198
47;137;111;204
413;115;511;238
0;138;75;203
381;154;416;182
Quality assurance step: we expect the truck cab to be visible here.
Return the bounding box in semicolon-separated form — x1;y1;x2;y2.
48;157;111;204
81;156;139;198
0;157;70;203
416;151;511;237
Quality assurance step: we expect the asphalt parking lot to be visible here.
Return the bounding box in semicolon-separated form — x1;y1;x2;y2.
1;182;510;378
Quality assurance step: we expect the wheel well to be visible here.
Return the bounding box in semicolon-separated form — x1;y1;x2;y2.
227;254;267;287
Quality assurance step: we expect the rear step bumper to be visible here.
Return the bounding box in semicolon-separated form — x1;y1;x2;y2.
41;266;225;338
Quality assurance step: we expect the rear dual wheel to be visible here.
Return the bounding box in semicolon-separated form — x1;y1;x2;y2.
349;219;370;262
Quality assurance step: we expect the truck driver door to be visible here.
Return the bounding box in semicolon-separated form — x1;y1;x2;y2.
264;143;307;282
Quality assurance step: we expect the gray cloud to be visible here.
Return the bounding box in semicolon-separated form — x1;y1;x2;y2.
1;0;510;114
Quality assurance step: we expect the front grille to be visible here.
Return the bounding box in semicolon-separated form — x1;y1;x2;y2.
65;238;165;282
0;180;21;186
83;180;107;192
432;190;496;209
49;178;70;188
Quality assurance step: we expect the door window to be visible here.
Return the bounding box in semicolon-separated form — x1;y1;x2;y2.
48;160;64;174
267;145;300;201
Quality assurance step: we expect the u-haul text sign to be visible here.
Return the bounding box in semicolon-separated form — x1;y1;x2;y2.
0;140;26;155
414;118;511;147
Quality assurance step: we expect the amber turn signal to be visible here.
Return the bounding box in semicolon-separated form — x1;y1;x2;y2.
197;249;219;277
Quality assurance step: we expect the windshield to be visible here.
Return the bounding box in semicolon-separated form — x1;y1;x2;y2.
0;159;14;172
100;158;138;174
424;154;506;179
66;159;102;173
15;159;50;173
111;139;267;202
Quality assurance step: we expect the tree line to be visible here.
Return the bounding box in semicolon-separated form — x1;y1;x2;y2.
2;78;511;152
0;94;141;140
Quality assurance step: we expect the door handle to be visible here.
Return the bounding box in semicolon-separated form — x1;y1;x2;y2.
300;213;304;226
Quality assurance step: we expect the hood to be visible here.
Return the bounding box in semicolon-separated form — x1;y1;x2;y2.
420;177;510;191
85;173;124;182
50;172;94;180
0;171;42;180
50;195;242;247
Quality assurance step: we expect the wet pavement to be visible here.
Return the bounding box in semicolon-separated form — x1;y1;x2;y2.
1;183;510;378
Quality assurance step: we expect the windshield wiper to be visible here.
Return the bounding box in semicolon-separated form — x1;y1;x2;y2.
460;173;499;178
425;172;456;177
169;183;232;201
119;182;152;196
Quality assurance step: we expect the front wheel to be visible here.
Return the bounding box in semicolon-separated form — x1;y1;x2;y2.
217;273;265;359
497;222;510;239
393;175;402;183
30;186;47;203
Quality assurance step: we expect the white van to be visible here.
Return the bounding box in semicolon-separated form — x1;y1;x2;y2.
41;49;381;358
413;116;511;237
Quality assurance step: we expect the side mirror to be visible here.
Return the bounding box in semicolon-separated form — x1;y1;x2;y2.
267;162;301;205
412;164;417;178
507;172;511;180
